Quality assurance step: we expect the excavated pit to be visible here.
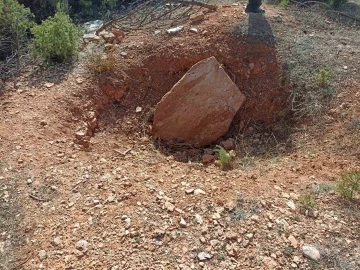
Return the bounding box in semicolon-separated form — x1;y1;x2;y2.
85;11;292;159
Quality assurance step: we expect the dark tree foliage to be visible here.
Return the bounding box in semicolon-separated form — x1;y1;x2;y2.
17;0;139;23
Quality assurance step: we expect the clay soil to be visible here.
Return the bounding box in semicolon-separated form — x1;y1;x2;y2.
0;3;360;270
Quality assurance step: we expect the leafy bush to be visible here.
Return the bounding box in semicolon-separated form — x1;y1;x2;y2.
336;170;360;200
0;0;34;79
0;0;34;33
30;11;78;64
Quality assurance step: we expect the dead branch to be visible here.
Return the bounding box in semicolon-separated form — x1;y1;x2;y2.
95;0;217;34
28;193;49;202
113;147;133;156
173;0;217;11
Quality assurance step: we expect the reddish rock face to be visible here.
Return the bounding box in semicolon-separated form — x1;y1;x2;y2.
152;56;246;147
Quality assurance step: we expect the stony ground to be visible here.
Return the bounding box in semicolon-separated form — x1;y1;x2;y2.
0;2;360;270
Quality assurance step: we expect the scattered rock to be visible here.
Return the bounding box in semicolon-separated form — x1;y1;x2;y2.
212;212;221;219
44;82;54;88
195;214;203;224
288;235;298;248
152;56;246;146
190;13;205;24
83;33;100;42
26;178;32;184
180;218;187;227
166;26;184;34
250;214;259;223
197;251;212;261
99;31;115;43
83;20;103;33
302;245;321;262
111;28;125;43
189;28;198;33
287;200;296;210
225;231;238;241
76;239;89;252
76;78;84;84
194;189;206;195
52;237;61;247
164;201;175;212
75;130;89;140
38;250;47;261
226;243;239;257
202;154;215;164
40;120;47;126
262;256;278;268
220;138;236;150
185;188;194;194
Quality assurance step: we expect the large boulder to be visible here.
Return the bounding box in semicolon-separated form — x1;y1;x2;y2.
152;56;246;147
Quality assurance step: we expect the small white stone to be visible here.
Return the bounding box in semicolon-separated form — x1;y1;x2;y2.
93;199;100;205
27;178;33;184
195;214;203;224
250;214;259;222
197;251;212;261
287;200;296;210
165;201;175;212
194;189;206;195
38;250;47;260
180;218;187;227
76;239;89;252
302;245;321;262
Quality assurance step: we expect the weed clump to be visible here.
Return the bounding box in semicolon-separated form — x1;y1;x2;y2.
317;68;332;87
336;170;360;200
214;145;235;170
86;48;116;74
299;194;317;210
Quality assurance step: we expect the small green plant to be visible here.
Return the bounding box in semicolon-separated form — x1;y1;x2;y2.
300;194;317;210
214;145;234;170
86;49;116;74
317;68;332;87
30;11;78;64
336;170;360;200
228;194;248;221
279;0;289;7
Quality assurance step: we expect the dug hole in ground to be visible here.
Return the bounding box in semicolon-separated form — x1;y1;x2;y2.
0;2;360;270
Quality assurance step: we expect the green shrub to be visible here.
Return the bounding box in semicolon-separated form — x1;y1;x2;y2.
0;0;34;33
0;0;34;79
30;11;78;64
336;170;360;200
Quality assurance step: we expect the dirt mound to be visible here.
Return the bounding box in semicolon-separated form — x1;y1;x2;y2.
87;6;289;142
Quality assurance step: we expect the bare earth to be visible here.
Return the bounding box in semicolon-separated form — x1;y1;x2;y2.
0;3;359;270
